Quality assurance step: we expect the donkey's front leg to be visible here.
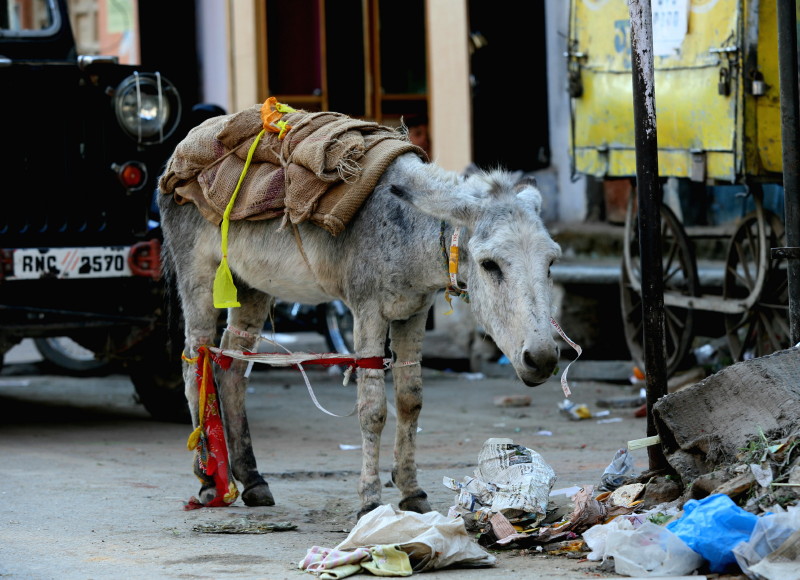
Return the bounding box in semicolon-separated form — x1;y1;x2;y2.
184;325;218;505
354;314;391;519
218;289;274;506
389;312;431;514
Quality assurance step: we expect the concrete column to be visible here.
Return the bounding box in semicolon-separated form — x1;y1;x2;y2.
197;0;231;112
545;0;587;223
228;0;259;113
426;0;472;172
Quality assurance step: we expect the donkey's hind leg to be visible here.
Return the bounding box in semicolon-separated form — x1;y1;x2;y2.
388;312;432;514
218;287;274;506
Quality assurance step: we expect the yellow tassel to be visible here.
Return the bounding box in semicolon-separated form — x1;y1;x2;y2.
212;129;266;309
442;292;455;316
186;351;209;450
213;256;240;308
223;482;240;504
187;426;202;451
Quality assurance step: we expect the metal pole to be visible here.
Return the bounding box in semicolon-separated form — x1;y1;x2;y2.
776;0;800;345
628;0;669;471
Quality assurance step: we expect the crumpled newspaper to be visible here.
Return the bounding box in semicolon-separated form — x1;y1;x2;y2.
444;438;557;529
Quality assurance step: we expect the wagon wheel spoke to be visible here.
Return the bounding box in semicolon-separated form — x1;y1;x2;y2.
664;313;683;352
663;257;684;287
726;314;751;361
728;230;759;290
724;210;790;361
620;202;697;377
754;303;790;354
743;309;784;358
662;236;683;286
762;311;789;353
664;306;689;341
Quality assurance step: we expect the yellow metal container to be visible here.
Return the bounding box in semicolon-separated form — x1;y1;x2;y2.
568;0;785;182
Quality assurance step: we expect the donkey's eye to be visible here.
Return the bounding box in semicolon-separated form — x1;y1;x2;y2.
481;260;503;281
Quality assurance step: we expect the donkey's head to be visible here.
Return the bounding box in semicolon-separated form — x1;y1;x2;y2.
392;166;562;386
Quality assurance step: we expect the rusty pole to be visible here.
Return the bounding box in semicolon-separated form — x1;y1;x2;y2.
776;0;800;345
628;0;669;471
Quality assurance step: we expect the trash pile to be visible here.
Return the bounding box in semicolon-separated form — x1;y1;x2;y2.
296;349;800;577
442;435;800;579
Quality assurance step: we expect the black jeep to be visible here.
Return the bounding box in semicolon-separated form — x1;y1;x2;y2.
0;0;214;421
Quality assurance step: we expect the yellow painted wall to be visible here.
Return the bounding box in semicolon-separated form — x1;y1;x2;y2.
569;0;783;182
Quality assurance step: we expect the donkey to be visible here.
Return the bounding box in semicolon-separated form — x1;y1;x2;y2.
157;151;562;519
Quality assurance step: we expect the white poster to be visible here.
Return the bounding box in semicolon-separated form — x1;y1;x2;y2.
652;0;689;57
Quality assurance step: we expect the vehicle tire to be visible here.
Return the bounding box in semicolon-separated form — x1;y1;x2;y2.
34;336;115;375
322;300;355;354
127;329;190;423
130;362;189;423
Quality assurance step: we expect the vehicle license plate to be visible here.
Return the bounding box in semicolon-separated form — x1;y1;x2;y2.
9;247;133;280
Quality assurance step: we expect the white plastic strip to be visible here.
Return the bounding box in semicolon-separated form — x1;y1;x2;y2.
551;317;582;398
628;435;661;450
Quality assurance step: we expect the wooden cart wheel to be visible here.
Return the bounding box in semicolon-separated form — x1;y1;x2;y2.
723;209;789;361
620;195;699;377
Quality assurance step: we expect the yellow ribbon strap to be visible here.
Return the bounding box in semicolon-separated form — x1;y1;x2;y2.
443;227;469;315
186;351;210;450
213;97;296;309
448;229;461;287
212;128;266;308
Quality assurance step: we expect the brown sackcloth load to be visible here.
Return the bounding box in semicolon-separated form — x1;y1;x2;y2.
159;104;424;235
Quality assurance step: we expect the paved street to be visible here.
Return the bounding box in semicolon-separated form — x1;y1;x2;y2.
0;337;649;579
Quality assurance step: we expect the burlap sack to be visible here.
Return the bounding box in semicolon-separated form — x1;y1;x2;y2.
159;103;424;235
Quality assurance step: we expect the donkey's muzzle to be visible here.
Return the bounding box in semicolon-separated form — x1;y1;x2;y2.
519;347;559;386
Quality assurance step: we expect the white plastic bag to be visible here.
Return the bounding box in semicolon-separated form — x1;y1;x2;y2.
582;516;635;561
336;504;496;571
734;504;800;580
605;521;704;577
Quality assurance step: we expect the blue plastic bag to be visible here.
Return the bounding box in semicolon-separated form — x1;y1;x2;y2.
667;493;758;573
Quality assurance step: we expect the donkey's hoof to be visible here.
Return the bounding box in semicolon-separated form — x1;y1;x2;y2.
196;483;218;505
242;482;275;506
356;501;382;520
399;491;431;514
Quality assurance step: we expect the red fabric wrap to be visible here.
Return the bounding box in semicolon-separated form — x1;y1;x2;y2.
232;352;386;370
185;346;237;509
294;355;385;370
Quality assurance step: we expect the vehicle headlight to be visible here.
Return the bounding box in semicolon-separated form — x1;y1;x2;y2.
114;72;182;145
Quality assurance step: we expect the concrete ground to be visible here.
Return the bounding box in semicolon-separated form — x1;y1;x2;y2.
0;334;662;580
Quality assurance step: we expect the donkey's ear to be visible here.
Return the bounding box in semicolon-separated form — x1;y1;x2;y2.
390;182;482;227
516;181;543;215
514;176;538;191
